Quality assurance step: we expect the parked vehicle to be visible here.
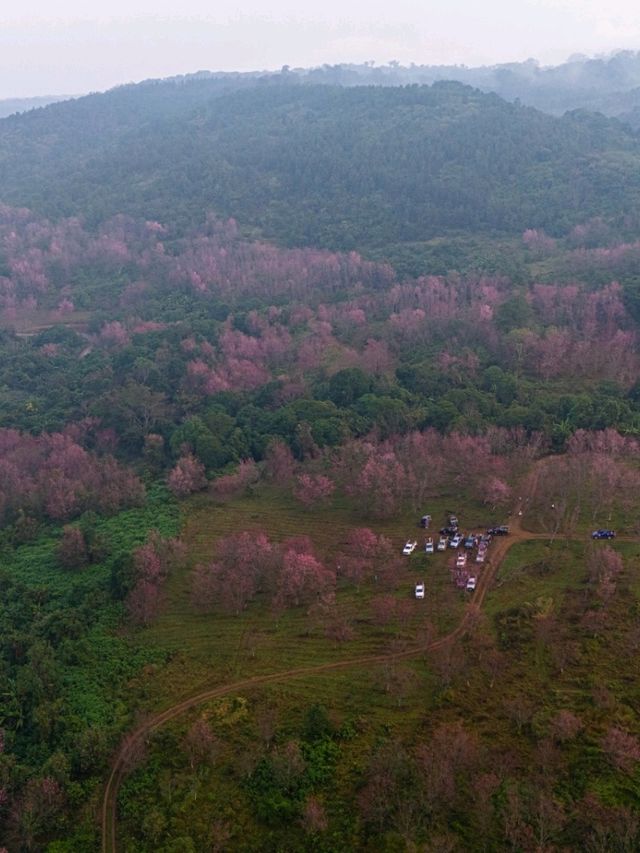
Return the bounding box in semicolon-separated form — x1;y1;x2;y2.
463;535;477;549
450;533;463;548
466;576;477;591
402;540;417;555
476;549;486;563
591;529;616;539
449;515;459;527
415;582;425;599
425;537;434;554
487;525;510;536
420;514;432;528
456;551;467;569
440;526;458;536
437;537;448;551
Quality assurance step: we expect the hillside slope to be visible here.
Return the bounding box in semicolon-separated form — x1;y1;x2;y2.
1;81;640;251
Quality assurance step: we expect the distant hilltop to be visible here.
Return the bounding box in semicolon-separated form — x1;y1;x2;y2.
7;49;640;126
121;49;640;127
0;94;77;119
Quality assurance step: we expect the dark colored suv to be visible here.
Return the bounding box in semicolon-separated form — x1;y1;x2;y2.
487;525;510;536
591;529;616;539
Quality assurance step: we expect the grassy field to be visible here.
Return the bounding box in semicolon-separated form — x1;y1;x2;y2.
112;485;509;850
133;485;499;711
111;485;640;851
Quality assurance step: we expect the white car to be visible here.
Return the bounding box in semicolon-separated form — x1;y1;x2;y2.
402;540;417;556
456;552;467;569
437;537;447;551
450;533;463;548
415;582;425;599
476;550;486;563
425;537;434;554
466;576;477;591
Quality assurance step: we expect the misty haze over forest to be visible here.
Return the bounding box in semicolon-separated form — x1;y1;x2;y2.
5;49;640;128
4;5;640;850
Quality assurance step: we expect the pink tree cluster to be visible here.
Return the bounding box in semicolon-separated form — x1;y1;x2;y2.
0;208;157;316
568;217;611;247
516;283;638;384
0;428;144;525
568;240;640;276
330;429;518;518
0;205;394;321
5;201;637;395
587;545;623;605
167;453;207;497
602;726;640;774
293;473;335;509
190;531;335;616
264;439;296;486
211;459;260;501
126;531;186;626
186;356;271;395
191;530;274;615
522;228;556;255
99;320;131;348
529;432;640;529
336;528;400;588
1;201;637;394
382;273;505;324
171;217;393;301
343;446;407;518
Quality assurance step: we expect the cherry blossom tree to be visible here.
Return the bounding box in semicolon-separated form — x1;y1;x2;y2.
168;453;207;497
211;460;259;501
549;710;583;744
348;450;406;518
183;717;217;769
191;530;274;614
336;528;392;587
483;477;512;509
302;795;329;833
264;439;296;486
273;548;335;610
602;727;640;773
293;473;335;509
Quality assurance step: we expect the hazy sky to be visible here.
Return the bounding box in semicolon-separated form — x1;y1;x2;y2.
2;0;640;98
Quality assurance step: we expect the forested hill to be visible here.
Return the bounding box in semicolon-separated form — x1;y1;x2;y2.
1;81;640;252
298;52;640;125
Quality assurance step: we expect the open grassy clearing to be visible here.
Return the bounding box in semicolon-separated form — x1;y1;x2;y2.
111;484;640;851
484;538;588;617
133;485;500;712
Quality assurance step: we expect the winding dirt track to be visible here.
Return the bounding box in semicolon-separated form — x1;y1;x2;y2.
100;502;552;852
